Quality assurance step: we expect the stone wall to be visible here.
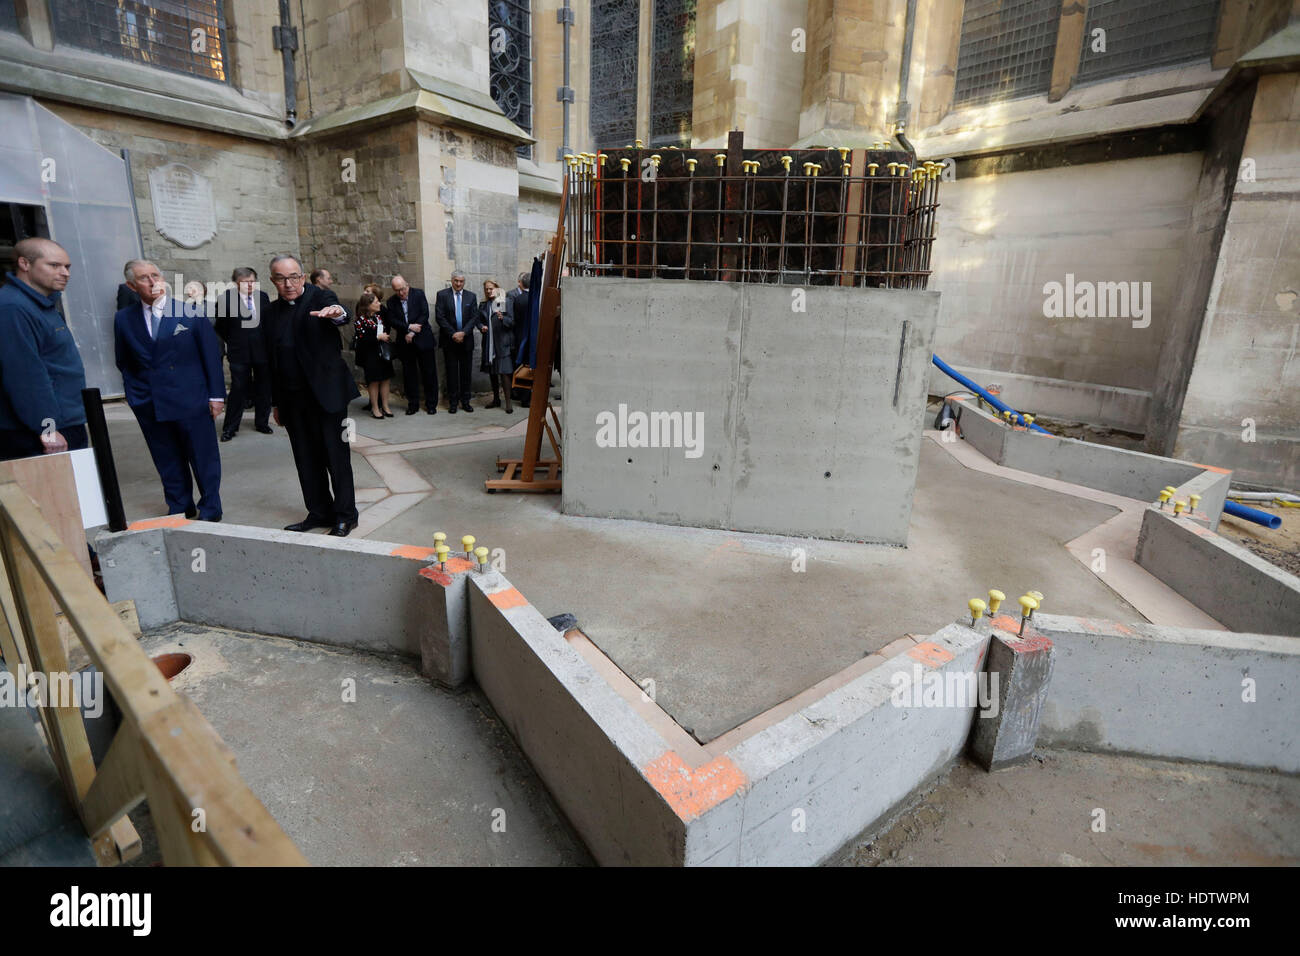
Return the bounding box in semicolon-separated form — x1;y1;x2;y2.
693;0;805;149
1174;71;1300;489
293;0;406;115
45;103;300;292
293;119;423;298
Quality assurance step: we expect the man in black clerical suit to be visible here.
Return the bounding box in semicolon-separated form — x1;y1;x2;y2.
214;266;273;441
384;274;437;415
434;270;477;414
262;254;359;537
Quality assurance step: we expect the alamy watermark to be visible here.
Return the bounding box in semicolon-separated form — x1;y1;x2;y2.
890;663;999;718
1042;274;1151;328
0;665;103;718
595;404;704;459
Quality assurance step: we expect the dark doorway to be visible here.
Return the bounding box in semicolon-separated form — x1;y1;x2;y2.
0;202;51;279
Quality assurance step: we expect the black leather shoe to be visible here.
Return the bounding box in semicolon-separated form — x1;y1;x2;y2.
200;514;222;523
256;425;273;434
220;432;234;442
426;408;437;415
406;406;419;415
485;399;502;409
383;411;394;418
447;406;457;414
284;517;332;532
460;403;473;413
328;520;358;537
185;506;198;519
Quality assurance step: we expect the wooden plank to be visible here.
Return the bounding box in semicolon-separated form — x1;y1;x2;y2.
840;148;868;285
137;700;308;866
61;599;139;673
0;456;91;580
1049;0;1089;101
80;723;146;840
0;521;98;809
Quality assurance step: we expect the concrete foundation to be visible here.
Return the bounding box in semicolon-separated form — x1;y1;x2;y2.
969;626;1056;772
1036;613;1300;772
952;397;1232;527
1136;508;1300;637
561;278;940;544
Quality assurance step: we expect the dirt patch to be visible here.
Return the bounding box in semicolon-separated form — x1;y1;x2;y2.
1216;508;1300;577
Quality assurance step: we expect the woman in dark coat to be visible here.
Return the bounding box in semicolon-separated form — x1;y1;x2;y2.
353;292;395;419
477;279;515;413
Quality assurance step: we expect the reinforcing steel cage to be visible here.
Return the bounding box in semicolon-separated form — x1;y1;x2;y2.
562;135;943;290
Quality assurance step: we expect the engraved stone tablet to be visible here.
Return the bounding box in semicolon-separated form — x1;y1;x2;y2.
149;163;216;248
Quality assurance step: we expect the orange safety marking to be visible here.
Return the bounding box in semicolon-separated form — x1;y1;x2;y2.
416;556;476;587
908;641;955;666
1189;463;1230;474
391;544;437;560
643;751;747;822
127;516;191;530
487;587;528;609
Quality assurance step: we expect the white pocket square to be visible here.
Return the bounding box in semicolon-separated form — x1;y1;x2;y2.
173;324;188;334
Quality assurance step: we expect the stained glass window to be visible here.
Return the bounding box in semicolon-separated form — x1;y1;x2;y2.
489;0;533;159
50;0;228;83
650;0;695;148
591;0;640;149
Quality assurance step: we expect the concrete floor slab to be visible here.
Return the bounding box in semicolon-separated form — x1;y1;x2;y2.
837;749;1300;866
102;402;1162;743
136;622;591;866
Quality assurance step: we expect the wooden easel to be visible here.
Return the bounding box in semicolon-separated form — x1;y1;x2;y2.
486;177;568;493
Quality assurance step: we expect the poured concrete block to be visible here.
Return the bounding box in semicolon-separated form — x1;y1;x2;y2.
562;278;940;544
94;523;178;630
969;627;1055;771
416;556;476;688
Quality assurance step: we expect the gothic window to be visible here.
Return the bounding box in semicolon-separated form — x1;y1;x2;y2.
650;0;695;148
953;0;1060;107
49;0;228;82
591;0;640;149
1076;0;1221;84
489;0;533;159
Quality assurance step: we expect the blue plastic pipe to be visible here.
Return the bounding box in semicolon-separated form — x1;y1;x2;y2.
931;355;1052;435
1223;499;1283;530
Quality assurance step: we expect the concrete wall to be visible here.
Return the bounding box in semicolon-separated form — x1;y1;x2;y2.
1037;613;1300;772
954;398;1231;527
467;571;687;866
1172;71;1300;490
1136;508;1300;637
928;153;1201;408
562;278;940;544
94;521;452;661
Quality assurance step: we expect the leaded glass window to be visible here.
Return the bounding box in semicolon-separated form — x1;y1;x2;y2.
489;0;533;159
49;0;228;83
953;0;1060;107
591;0;640;149
1076;0;1221;84
650;0;695;149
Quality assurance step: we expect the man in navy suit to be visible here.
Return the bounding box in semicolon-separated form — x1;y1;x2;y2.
214;266;273;441
434;270;477;413
385;275;437;415
114;260;226;521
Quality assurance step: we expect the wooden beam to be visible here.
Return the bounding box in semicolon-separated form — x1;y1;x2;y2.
80;723;146;840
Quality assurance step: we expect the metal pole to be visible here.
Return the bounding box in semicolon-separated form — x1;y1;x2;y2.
81;388;126;533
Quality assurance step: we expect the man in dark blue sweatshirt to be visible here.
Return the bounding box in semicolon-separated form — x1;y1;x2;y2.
0;238;88;461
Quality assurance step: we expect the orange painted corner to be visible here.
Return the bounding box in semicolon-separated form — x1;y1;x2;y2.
391;544;438;560
487;587;528;610
643;751;747;822
127;516;192;530
908;641;955;667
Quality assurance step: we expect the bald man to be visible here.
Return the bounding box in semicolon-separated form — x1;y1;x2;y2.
0;238;88;461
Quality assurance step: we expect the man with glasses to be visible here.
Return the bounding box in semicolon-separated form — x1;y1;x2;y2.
263;254;359;537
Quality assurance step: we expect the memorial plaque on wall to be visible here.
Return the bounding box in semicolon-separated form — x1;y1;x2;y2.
148;162;216;248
